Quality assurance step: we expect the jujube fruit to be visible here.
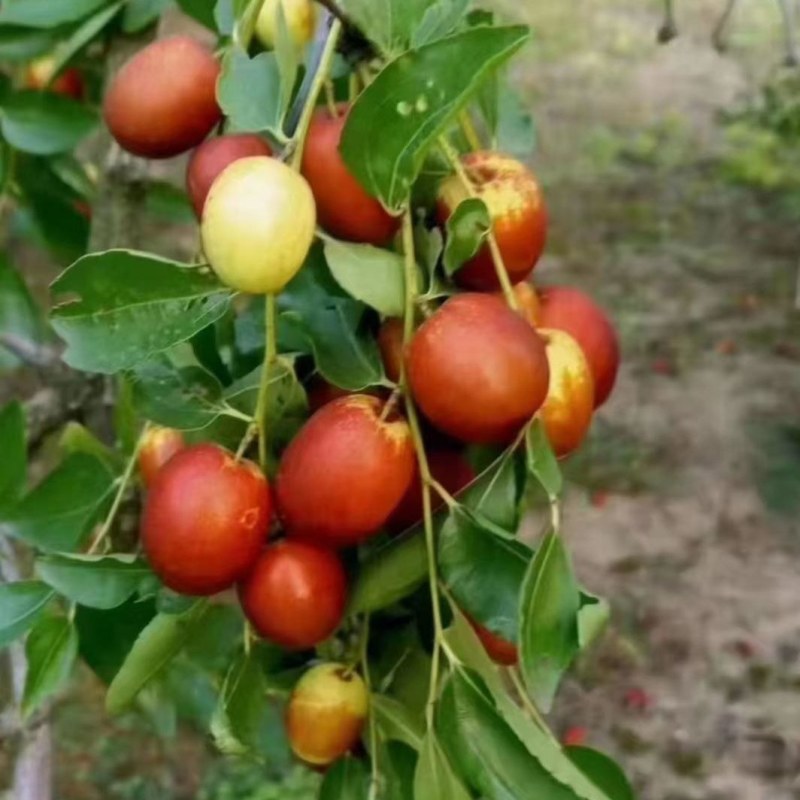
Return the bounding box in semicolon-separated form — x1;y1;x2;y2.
407;294;550;443
138;426;185;487
239;540;346;650
437;151;547;291
201;156;316;294
538;329;594;457
186;134;273;218
256;0;317;50
470;618;518;666
378;318;405;383
286;663;368;766
25;57;84;100
103;36;221;159
536;286;620;408
301;105;401;245
276;395;415;548
141;444;270;595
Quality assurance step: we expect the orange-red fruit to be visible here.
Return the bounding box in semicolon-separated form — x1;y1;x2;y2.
407;294;550;444
103;36;221;159
277;395;415;548
142;444;270;595
25;58;84;100
437;151;547;291
138;426;186;487
539;329;595;458
286;663;369;766
536;286;620;408
378;318;405;383
471;619;519;666
238;541;346;650
388;449;475;533
301;104;401;245
186;134;273;217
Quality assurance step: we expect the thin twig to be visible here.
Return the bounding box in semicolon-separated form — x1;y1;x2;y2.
711;0;738;52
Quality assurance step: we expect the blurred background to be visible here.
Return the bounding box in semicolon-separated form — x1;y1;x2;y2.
2;0;800;798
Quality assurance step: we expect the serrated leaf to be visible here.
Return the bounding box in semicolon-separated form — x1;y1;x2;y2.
0;401;26;511
320;756;369;799
50;250;233;374
323;238;406;317
0;0;112;27
414;732;471;800
526;419;563;499
341;26;530;212
36;554;153;610
371;694;424;751
3;454;114;553
0;582;54;649
519;532;580;712
22;614;78;717
106;601;209;714
443;197;490;277
411;0;469;48
0;255;44;370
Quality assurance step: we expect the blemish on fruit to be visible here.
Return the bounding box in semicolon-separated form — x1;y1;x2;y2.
240;507;260;529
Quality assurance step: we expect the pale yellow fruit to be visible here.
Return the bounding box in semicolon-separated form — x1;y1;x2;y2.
201;156;316;294
255;0;317;50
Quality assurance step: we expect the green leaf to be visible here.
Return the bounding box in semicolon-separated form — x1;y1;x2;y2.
414;732;471;800
0;582;53;649
0;0;112;27
340;0;434;55
460;449;524;533
22;614;78;717
106;601;209;714
372;693;424;750
36;554;153;610
49;1;124;79
217;48;289;139
381;742;417;800
566;748;636;800
0;26;59;62
439;507;531;643
526;419;563;499
58;422;121;472
319;756;369;799
0;255;44;370
340;26;531;212
3;454;114;553
497;87;536;158
0;91;98;155
213;0;248;36
442;197;490;277
175;0;217;29
50;250;233;374
123;0;172;31
323;238;406;318
210;650;268;756
437;669;579;800
519;532;580;712
0;401;26;511
130;357;225;430
411;0;469;48
578;591;610;651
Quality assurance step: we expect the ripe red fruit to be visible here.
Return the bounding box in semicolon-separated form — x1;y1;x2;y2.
437;151;547;291
277;395;415;548
142;444;270;595
138;426;185;487
378;318;405;384
470;618;518;665
103;36;221;159
186;134;273;217
387;449;475;532
562;726;589;747
407;294;550;444
239;540;346;650
536;287;620;408
301;104;401;245
25;58;85;100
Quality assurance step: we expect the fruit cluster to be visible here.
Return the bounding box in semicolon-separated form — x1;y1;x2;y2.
95;12;620;771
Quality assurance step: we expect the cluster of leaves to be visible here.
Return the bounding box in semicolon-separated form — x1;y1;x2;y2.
0;1;634;799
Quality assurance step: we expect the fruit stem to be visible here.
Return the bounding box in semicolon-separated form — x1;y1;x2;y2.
289;17;343;171
459;110;483;151
360;614;380;800
400;210;444;727
324;79;338;117
507;666;560;745
87;424;149;556
438;136;519;312
428;478;457;509
254;293;278;470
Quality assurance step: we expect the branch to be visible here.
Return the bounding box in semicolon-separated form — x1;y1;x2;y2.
314;0;353;28
712;0;739;52
0;333;60;368
776;0;800;67
657;0;678;43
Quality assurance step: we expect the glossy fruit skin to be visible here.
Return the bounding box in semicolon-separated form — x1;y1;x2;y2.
142;444;270;596
103;36;221;159
286;663;369;766
138;426;186;488
238;541;346;650
256;0;317;49
437;151;548;291
407;294;550;444
186;134;273;218
25;58;84;100
277;395;415;548
471;619;519;666
301;105;401;245
202;156;316;294
536;286;620;408
378;317;405;383
539;329;595;457
388;449;475;533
